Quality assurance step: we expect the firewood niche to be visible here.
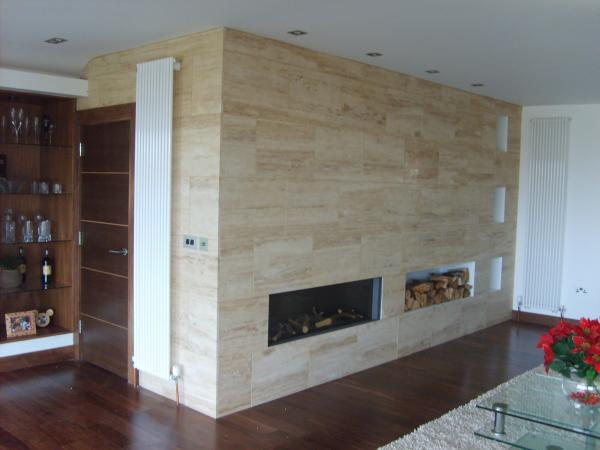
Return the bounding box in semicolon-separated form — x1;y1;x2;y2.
405;265;474;311
268;277;382;346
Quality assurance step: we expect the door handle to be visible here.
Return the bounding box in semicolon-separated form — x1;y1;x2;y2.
108;248;128;256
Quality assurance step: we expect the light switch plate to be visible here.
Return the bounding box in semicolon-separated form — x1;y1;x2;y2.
183;235;199;250
198;237;208;251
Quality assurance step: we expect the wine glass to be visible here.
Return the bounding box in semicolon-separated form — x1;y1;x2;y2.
9;107;18;143
17;108;24;142
10;108;24;143
23;116;30;144
33;117;40;144
48;123;55;145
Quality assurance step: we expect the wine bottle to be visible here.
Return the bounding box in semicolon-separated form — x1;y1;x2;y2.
41;248;53;288
17;246;27;284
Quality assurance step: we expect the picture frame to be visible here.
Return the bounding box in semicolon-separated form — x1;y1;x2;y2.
5;310;37;338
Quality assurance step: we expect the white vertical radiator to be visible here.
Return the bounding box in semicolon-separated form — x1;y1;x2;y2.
133;57;177;380
522;117;570;312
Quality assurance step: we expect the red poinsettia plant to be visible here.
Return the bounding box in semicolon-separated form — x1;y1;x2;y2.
538;318;600;381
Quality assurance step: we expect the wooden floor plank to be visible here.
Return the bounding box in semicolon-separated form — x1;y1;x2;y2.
0;321;544;449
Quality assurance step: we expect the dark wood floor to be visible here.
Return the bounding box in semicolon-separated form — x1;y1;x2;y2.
0;321;544;450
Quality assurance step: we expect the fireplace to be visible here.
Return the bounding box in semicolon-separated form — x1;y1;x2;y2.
268;277;382;346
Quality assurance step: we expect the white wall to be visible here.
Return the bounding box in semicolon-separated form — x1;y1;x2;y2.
516;105;600;319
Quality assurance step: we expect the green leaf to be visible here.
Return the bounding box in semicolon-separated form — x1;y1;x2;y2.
550;360;570;378
553;341;571;356
586;369;597;383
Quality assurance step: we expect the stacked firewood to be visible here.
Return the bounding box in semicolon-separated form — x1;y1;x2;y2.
405;268;472;311
269;307;364;344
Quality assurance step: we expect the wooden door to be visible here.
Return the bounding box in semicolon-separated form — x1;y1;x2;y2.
77;104;135;383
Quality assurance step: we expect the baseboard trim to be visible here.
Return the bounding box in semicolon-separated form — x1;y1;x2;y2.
512;310;577;327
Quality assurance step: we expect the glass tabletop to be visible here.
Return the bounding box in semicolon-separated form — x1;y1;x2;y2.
475;418;589;450
477;370;600;439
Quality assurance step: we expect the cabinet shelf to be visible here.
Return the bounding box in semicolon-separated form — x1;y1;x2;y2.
0;323;70;344
0;239;71;246
0;192;72;196
0;282;71;296
0;143;71;151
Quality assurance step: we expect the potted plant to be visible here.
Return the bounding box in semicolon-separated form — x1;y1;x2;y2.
538;318;600;408
0;254;22;288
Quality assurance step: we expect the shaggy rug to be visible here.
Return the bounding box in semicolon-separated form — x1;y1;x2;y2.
379;366;587;450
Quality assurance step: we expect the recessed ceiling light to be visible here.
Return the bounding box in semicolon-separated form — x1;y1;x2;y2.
471;83;485;87
425;69;440;74
45;37;67;44
366;52;383;57
287;30;307;36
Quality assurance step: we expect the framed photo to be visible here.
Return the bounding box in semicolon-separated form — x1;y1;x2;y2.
5;310;37;338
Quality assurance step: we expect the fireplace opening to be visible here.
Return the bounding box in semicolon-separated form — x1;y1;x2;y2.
268;277;382;346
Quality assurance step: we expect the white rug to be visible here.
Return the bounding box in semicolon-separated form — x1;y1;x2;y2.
379;366;551;450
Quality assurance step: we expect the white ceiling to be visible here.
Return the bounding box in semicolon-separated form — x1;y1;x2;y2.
1;0;599;105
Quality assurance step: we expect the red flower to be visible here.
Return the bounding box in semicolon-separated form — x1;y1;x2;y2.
537;333;554;348
538;317;600;376
584;345;600;372
576;318;600;341
542;344;554;368
550;321;574;340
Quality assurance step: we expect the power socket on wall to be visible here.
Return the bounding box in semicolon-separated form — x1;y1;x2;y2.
183;235;199;250
183;235;208;251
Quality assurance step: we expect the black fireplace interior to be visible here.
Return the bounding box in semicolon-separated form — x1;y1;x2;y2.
268;277;382;346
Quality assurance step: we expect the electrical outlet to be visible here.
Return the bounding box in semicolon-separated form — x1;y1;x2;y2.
198;237;208;251
183;235;199;250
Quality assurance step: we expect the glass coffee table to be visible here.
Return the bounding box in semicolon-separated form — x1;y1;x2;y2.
476;370;600;449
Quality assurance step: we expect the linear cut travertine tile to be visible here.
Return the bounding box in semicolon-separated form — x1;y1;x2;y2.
81;25;521;418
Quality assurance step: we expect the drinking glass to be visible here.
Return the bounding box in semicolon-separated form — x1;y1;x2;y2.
22;220;34;243
2;208;16;244
38;219;51;242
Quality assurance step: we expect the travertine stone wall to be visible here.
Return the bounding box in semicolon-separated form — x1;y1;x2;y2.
78;29;224;417
216;29;521;416
80;27;521;419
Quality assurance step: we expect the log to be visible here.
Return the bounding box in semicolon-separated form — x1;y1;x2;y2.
312;307;324;322
413;282;432;294
430;275;449;289
288;318;303;334
285;323;296;336
435;281;448;290
333;310;364;321
302;314;311;334
270;323;285;342
315;317;333;328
